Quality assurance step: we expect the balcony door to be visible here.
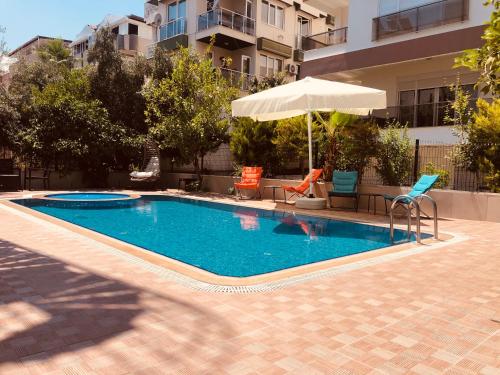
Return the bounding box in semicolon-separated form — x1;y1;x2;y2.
297;16;311;49
167;0;186;39
241;55;251;90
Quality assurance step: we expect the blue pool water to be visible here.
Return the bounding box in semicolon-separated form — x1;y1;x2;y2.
46;193;131;200
13;196;422;277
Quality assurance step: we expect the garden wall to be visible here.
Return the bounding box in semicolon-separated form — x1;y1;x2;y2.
164;173;500;223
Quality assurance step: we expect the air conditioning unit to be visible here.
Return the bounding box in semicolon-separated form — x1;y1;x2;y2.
287;64;298;75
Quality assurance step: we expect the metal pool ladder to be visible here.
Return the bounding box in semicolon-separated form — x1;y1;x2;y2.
390;194;438;244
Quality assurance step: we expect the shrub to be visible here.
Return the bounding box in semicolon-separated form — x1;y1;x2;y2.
419;162;450;189
456;99;500;192
273;115;321;176
229;118;279;175
375;122;413;186
317;112;379;180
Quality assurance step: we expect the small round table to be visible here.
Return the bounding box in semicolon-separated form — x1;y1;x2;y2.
359;193;384;215
264;185;281;202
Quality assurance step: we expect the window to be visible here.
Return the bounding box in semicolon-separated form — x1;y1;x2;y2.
260;54;283;77
398;85;478;127
128;24;138;35
262;1;284;28
168;0;186;21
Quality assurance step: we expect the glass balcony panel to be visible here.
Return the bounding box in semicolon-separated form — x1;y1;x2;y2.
374;0;468;40
197;8;255;36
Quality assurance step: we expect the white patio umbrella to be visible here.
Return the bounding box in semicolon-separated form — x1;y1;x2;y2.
232;76;386;198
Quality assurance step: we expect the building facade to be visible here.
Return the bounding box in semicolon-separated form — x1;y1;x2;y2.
144;0;333;88
70;14;154;67
300;0;492;143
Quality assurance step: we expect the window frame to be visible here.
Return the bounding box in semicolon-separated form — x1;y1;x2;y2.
259;53;283;77
262;0;285;29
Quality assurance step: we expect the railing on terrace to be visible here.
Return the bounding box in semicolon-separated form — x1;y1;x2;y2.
160;17;187;41
301;27;348;51
370;99;478;128
198;8;256;36
219;67;254;91
373;0;469;40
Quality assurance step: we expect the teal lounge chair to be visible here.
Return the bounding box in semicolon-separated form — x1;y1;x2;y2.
383;174;439;214
328;171;359;211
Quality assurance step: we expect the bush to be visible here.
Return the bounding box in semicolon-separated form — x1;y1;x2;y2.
375;122;413;186
229;117;279;175
456;99;500;192
274;115;321;176
419;162;450;189
317;112;379;180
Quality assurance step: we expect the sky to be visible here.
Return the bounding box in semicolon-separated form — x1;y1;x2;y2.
0;0;144;52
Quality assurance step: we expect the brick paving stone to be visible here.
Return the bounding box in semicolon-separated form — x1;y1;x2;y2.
0;192;499;374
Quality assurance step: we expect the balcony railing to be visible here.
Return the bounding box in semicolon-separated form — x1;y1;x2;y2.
300;27;348;51
370;99;477;128
219;67;254;91
373;0;469;41
160;17;187;41
198;8;256;36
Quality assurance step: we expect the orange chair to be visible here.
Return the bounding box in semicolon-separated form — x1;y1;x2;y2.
282;168;323;203
234;166;263;199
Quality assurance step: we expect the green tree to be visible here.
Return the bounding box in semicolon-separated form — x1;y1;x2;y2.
87;27;149;169
0;86;19;148
455;0;499;96
21;69;123;185
37;39;71;66
0;25;7;55
273;115;321;176
230;118;279;175
317;112;379;180
375;122;413;186
456;99;500;192
144;46;237;180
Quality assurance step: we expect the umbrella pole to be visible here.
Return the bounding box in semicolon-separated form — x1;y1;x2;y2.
307;111;314;198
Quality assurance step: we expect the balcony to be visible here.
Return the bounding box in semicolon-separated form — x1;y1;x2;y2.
219;68;254;91
147;18;188;57
370;100;477;128
197;8;256;50
373;0;469;41
301;27;348;52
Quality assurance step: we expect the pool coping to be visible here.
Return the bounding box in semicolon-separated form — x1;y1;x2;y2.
1;192;465;292
36;193;141;202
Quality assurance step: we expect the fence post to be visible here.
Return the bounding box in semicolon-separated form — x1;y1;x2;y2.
413;139;420;184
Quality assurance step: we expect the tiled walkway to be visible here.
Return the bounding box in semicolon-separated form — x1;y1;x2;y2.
0;192;499;374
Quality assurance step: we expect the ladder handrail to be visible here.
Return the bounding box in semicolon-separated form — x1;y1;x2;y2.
390;195;421;244
418;194;438;240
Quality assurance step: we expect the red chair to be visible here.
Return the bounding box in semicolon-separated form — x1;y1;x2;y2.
282;169;323;203
234;166;263;199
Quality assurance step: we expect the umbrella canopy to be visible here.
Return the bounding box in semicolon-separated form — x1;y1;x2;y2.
232;76;386;121
231;76;387;199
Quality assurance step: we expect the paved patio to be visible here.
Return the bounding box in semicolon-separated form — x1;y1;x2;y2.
0;191;499;374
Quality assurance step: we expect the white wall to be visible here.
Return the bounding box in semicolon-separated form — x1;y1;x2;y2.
305;0;493;61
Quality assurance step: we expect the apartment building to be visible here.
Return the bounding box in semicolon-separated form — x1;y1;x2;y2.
300;0;492;143
0;36;72;87
70;14;154;67
144;0;333;88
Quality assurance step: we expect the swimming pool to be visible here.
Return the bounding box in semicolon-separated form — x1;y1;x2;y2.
13;195;422;278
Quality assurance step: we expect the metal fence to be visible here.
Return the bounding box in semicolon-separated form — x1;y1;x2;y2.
361;140;485;191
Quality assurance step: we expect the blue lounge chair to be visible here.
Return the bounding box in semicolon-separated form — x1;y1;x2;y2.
383;174;439;214
328;171;359;211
